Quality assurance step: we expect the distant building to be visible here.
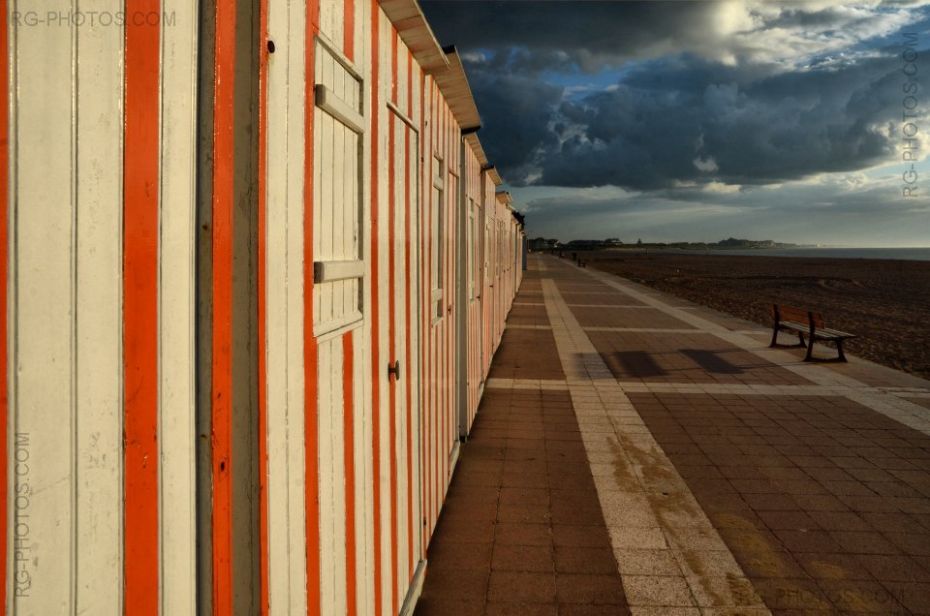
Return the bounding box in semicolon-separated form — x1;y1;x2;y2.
528;237;559;251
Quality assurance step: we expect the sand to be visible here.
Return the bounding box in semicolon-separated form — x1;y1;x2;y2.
570;250;930;379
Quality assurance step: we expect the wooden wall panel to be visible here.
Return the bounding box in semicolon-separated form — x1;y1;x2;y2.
159;2;199;612
8;2;200;613
4;1;524;614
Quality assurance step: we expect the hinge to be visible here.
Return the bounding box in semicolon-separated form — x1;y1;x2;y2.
388;360;401;381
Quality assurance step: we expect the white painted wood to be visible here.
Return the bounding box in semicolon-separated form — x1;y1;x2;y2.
386;101;417;132
285;3;310;612
3;0;527;613
316;85;365;134
158;3;199;615
392;109;408;598
314;259;365;283
331;336;348;616
318;0;344;53
406;67;423;576
10;2;75;611
265;0;309;613
375;13;392;613
358;4;376;614
317;340;336;615
314;42;364;338
72;4;123;613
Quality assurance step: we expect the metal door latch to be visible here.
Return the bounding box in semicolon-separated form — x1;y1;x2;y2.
388;360;401;381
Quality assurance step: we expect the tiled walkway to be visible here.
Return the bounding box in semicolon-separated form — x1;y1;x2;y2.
416;255;930;615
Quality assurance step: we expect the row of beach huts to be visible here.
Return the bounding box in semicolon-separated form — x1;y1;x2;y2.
2;0;523;613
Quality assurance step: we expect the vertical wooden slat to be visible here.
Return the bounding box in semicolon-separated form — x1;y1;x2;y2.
74;2;123;611
387;30;399;616
343;332;357;616
210;0;236;611
159;2;199;613
258;0;270;611
344;0;355;61
0;0;8;604
402;50;417;577
303;1;322;613
124;0;162;611
286;0;312;609
317;341;335;612
11;0;75;610
369;3;384;613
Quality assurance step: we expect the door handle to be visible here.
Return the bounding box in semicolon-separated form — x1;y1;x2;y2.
387;360;401;381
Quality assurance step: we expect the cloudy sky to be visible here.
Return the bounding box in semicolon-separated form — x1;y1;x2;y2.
421;1;930;246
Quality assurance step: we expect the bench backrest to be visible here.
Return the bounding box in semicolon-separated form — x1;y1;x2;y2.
772;304;825;328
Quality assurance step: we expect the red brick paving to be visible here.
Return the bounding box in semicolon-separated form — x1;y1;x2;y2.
417;258;930;614
589;331;810;385
559;291;645;306
488;329;565;380
569;305;696;330
507;303;550;327
631;391;930;614
415;388;630;616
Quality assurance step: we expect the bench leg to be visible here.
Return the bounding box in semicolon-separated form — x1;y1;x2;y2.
836;339;847;362
804;336;814;361
797;331;806;347
769;326;778;348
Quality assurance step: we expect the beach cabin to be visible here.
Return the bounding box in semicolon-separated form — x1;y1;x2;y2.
2;0;523;613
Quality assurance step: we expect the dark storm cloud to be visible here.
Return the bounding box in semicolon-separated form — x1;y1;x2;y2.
420;1;928;191
462;66;564;179
539;53;903;189
422;1;722;72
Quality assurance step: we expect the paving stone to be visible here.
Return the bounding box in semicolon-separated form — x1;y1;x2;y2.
488;571;557;604
492;544;555;573
556;573;628;605
621;575;695;607
553;546;619;575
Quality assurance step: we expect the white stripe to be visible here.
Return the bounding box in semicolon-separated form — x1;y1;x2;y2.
540;273;767;612
265;0;309;612
159;1;199;613
73;1;124;612
11;2;77;611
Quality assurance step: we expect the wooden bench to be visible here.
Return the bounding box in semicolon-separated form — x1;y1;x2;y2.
770;304;856;362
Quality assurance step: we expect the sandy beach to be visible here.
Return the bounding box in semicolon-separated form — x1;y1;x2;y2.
572;250;930;379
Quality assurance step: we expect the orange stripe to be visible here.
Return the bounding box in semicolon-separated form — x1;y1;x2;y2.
428;85;436;534
370;3;383;614
437;96;443;516
343;332;357;616
211;1;236;612
305;0;322;613
258;0;270;611
344;0;355;61
388;32;399;616
419;70;427;560
0;0;8;606
123;0;161;612
436;107;452;496
404;51;414;576
424;85;431;535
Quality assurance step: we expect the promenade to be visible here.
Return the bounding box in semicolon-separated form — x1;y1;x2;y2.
416;254;930;615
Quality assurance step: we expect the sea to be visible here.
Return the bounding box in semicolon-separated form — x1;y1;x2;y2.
649;247;930;262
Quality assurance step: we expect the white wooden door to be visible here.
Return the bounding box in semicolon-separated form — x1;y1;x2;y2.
388;107;423;588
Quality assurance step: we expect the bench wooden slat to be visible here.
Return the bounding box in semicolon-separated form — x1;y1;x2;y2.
817;327;855;339
770;303;855;361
